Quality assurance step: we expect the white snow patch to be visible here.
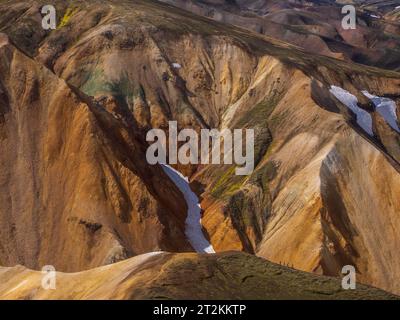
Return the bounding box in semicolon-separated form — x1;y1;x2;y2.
330;86;374;136
172;63;182;69
362;91;400;133
161;165;215;254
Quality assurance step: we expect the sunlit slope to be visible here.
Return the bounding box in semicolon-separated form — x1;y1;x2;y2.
0;252;398;300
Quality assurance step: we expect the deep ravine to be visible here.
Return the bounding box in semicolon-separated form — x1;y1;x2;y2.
161;165;215;254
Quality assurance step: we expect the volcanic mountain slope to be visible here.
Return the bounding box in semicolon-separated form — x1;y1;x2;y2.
0;32;192;272
0;251;398;300
161;0;400;70
0;0;400;298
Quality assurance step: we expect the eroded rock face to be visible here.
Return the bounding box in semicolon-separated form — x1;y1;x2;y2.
0;0;399;296
193;64;400;293
0;34;191;272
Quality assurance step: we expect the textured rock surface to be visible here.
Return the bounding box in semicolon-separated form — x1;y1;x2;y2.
0;251;398;300
0;32;191;272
